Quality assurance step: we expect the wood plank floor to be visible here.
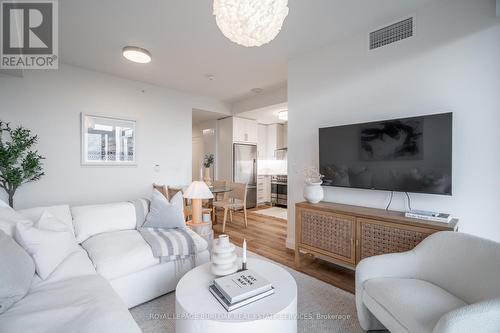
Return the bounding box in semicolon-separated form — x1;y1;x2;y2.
212;207;355;293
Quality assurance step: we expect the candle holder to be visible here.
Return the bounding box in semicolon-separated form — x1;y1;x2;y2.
239;238;248;272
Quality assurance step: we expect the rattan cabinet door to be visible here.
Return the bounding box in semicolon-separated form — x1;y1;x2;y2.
300;209;356;264
357;218;433;262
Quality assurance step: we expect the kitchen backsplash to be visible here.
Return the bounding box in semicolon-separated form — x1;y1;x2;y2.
258;159;287;175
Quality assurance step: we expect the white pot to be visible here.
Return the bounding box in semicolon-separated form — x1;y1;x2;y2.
303;181;324;204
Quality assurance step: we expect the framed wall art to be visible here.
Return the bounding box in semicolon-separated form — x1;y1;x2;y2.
81;114;136;166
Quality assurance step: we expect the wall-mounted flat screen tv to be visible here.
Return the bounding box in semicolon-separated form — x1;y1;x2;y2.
319;113;452;195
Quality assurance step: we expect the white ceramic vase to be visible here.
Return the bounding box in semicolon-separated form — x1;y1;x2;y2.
211;235;238;276
303;180;324;204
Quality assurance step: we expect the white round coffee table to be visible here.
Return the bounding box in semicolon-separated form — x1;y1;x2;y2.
175;258;297;333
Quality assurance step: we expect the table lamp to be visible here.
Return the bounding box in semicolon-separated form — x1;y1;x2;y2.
183;181;214;224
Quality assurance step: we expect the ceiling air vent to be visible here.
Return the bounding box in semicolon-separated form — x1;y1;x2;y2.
369;17;414;50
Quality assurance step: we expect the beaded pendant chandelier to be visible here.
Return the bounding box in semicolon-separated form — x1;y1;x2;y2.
213;0;289;47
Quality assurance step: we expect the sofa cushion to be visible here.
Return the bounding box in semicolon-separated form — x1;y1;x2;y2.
0;231;35;314
18;205;74;236
0;275;141;333
363;278;467;333
82;230;160;280
72;202;137;243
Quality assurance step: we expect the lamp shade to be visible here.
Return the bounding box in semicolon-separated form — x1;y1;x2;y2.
183;181;214;199
213;0;289;47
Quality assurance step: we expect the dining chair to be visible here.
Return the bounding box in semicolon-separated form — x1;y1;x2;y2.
213;182;248;232
212;180;227;199
168;185;211;222
153;184;169;198
211;180;227;222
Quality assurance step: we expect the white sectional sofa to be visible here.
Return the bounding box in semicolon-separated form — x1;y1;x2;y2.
0;201;210;333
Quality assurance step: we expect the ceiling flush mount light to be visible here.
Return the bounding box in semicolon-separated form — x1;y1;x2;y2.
278;110;288;121
213;0;289;47
122;46;152;64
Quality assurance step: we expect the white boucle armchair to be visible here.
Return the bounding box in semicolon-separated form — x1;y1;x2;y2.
355;231;500;333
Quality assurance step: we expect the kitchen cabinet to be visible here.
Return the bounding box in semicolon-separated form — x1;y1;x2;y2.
257;175;271;204
216;116;259;186
266;123;287;159
233;117;258;144
257;124;267;159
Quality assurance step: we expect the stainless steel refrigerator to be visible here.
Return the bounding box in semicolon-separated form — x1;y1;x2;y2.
233;143;257;209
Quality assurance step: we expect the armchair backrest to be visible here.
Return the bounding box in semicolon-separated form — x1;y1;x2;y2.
416;231;500;304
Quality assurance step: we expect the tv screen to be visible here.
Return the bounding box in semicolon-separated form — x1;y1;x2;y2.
319;113;452;195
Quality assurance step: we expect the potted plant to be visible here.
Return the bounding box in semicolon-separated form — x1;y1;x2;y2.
0;121;45;207
202;153;214;187
303;166;324;204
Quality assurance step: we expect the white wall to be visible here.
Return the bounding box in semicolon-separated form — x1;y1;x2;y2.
0;65;225;209
288;0;500;246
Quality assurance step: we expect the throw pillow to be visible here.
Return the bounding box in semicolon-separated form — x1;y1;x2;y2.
0;202;32;237
142;189;185;229
15;213;79;280
36;211;72;232
18;205;75;236
0;230;35;314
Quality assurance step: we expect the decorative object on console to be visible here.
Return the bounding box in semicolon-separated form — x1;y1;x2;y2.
213;0;289;47
81;114;136;166
183;181;214;224
302;167;324;204
0;121;45;208
405;210;453;223
202;153;214;186
211;234;238;276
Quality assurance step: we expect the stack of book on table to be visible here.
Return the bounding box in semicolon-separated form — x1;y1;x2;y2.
209;269;274;312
